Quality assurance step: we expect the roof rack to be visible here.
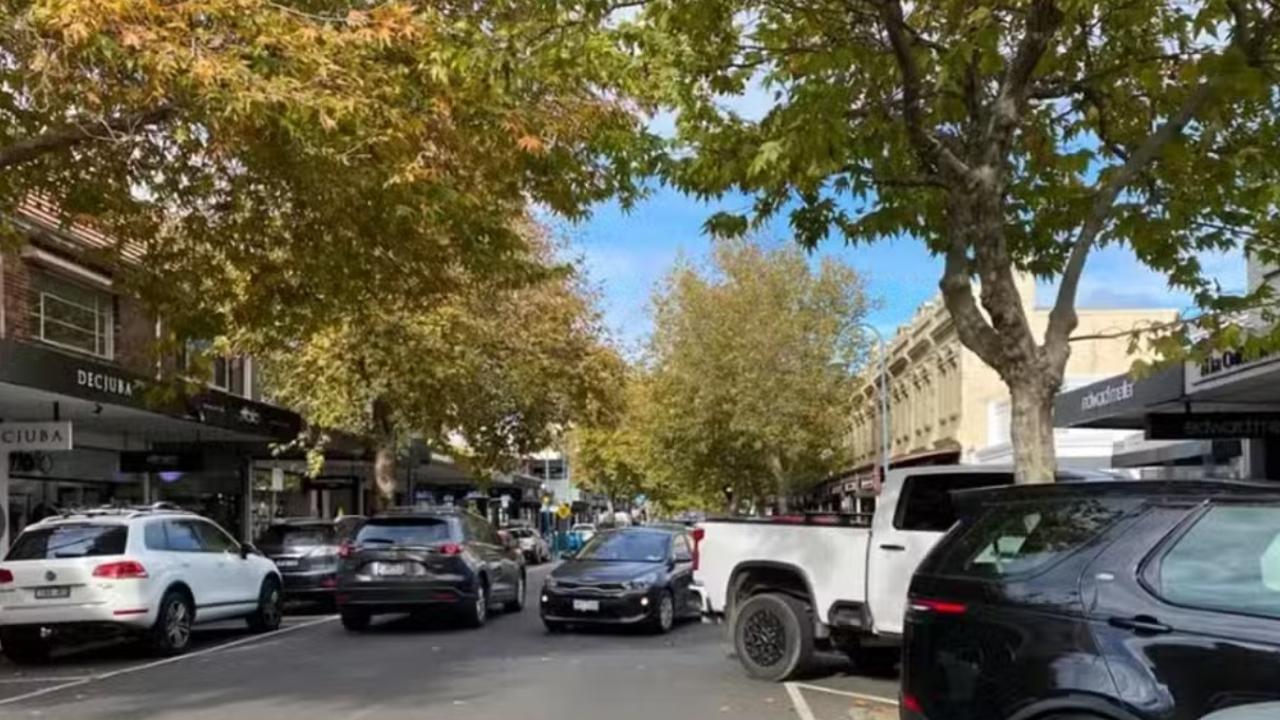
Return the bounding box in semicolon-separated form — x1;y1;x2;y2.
35;502;198;523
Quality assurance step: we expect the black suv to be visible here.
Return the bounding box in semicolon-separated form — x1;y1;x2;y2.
336;509;525;631
902;480;1280;720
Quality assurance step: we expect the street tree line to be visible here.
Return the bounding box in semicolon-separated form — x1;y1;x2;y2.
570;240;872;512
5;0;1280;496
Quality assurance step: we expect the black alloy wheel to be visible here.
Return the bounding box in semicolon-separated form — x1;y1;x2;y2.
732;593;814;681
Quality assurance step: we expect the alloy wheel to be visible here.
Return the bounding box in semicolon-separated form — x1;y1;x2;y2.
660;594;674;631
741;607;787;667
166;599;191;649
476;587;488;623
263;587;282;628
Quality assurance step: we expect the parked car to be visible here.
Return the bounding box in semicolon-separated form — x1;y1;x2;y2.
693;465;1111;681
902;480;1280;720
258;518;349;604
335;508;525;631
0;506;282;663
506;527;550;565
541;527;699;634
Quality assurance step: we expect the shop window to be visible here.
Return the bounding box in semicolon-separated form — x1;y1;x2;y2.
27;270;114;358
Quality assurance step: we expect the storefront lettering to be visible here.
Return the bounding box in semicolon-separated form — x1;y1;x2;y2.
0;427;65;446
0;422;73;451
76;369;134;398
1081;380;1134;412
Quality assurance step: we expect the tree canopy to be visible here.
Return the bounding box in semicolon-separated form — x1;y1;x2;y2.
630;0;1280;481
257;228;625;504
1;0;658;347
632;239;871;510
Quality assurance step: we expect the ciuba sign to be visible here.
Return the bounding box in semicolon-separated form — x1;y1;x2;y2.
0;422;73;453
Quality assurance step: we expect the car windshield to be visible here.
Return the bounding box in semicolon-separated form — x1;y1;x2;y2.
259;524;335;549
7;524;128;560
577;531;669;562
354;518;454;547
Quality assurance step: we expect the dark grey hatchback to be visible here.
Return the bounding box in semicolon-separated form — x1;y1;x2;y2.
336;509;525;631
902;480;1280;720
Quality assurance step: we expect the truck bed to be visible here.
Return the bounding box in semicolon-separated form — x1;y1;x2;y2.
696;516;871;622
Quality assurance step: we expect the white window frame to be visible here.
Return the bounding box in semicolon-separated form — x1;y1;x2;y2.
28;270;115;360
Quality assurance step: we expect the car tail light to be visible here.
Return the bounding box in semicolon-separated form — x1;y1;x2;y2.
691;528;705;572
93;561;148;579
902;693;924;714
0;568;12;584
909;598;967;615
437;543;463;556
338;542;353;558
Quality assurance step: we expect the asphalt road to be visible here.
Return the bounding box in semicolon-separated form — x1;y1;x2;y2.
0;564;898;720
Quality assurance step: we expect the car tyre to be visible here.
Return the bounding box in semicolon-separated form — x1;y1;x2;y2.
732;592;814;682
0;627;51;665
246;577;283;633
504;574;526;613
462;582;489;628
150;590;194;656
649;590;676;635
340;609;371;632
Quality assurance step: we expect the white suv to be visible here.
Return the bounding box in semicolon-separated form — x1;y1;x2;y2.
0;506;283;663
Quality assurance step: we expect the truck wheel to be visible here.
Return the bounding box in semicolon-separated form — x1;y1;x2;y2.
732;593;814;681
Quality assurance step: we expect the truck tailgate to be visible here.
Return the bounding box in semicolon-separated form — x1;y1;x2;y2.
695;520;870;619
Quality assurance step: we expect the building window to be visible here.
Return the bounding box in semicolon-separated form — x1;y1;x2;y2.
182;342;247;396
27;270;114;358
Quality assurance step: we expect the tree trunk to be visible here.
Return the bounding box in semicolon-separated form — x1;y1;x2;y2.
1009;381;1057;484
767;453;788;513
370;396;397;511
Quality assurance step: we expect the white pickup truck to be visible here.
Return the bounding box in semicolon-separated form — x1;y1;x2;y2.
693;465;1106;681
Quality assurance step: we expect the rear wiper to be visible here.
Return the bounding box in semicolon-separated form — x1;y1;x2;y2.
358;538;395;545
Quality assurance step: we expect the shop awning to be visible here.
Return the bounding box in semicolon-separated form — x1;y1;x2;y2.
0;339;301;445
1053;366;1186;430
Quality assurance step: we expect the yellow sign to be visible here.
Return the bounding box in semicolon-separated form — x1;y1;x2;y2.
556;504;572;520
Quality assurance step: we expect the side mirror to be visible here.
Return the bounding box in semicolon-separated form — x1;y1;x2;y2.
239;543;258;559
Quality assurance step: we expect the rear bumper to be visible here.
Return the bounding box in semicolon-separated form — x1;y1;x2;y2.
336;582;477;612
0;600;156;629
281;571;338;597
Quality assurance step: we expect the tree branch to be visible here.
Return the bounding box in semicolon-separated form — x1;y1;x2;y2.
1046;78;1219;352
983;0;1064;166
938;233;1004;369
878;0;972;180
0;104;175;170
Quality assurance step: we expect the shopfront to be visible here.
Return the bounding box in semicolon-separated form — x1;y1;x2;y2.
1053;355;1280;479
0;338;301;547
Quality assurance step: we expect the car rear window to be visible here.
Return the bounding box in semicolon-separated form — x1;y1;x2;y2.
354;518;455;547
931;498;1131;579
7;524;128;560
260;525;335;548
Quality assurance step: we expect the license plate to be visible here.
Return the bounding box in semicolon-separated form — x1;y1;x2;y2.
274;559;299;568
572;599;600;612
34;586;70;600
375;562;407;577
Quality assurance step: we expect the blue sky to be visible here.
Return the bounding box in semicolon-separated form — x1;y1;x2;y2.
558;185;1246;353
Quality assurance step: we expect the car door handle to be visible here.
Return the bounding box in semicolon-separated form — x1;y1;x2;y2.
879;544;906;551
1108;615;1172;635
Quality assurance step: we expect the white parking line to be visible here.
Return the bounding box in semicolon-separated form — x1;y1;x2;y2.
784;682;819;720
0;615;337;707
789;682;899;706
0;676;91;684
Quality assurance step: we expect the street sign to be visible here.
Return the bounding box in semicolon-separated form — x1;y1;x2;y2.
270;467;285;492
556;504;572;520
0;422;72;452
